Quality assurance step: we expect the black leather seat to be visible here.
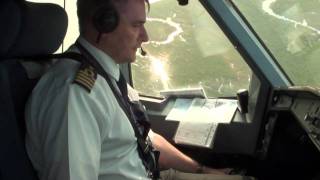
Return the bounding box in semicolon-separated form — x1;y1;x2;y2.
0;1;68;179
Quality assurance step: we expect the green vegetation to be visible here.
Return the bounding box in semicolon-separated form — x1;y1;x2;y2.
234;0;320;86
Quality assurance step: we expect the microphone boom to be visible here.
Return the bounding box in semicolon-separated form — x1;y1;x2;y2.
140;47;147;56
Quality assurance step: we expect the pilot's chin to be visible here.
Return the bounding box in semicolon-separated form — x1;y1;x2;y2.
130;58;137;63
125;57;136;64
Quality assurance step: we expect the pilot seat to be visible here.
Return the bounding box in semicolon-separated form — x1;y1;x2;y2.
0;0;68;179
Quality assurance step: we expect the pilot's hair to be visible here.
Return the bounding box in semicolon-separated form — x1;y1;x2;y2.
77;0;150;34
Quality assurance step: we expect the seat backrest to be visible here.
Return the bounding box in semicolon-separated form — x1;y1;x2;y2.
0;1;68;179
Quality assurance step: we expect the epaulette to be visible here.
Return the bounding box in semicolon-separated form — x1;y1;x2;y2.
73;63;97;93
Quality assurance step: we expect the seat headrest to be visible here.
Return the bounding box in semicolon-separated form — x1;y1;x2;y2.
0;0;68;59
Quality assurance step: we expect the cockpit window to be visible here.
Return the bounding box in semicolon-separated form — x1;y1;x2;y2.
232;0;320;87
132;0;251;97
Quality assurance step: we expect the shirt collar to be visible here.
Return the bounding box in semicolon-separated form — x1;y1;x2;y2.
76;37;120;81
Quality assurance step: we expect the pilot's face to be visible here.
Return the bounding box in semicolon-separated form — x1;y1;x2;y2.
101;0;149;64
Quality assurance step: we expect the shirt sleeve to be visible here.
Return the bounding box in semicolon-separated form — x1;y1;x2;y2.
39;81;108;180
66;83;108;180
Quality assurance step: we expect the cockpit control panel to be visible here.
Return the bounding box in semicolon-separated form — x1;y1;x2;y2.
271;86;320;151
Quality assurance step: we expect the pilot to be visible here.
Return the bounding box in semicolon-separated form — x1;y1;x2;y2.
25;0;250;179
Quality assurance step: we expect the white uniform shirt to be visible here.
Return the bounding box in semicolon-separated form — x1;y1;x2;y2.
25;37;150;180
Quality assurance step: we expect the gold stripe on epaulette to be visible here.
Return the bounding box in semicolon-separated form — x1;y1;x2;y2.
73;64;97;93
77;73;95;86
75;76;94;88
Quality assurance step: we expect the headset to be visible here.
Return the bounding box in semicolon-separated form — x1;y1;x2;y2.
92;0;119;34
92;0;147;56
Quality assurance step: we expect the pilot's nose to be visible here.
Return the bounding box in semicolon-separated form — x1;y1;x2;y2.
140;26;149;42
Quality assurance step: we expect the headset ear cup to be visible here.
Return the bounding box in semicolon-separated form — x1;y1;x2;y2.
93;6;119;33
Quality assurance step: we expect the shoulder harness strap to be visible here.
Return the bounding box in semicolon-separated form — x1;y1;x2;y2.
23;52;98;93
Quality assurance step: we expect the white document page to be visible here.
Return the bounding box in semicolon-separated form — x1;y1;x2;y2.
165;98;193;121
172;98;238;148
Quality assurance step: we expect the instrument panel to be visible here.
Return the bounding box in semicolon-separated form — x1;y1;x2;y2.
271;86;320;151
